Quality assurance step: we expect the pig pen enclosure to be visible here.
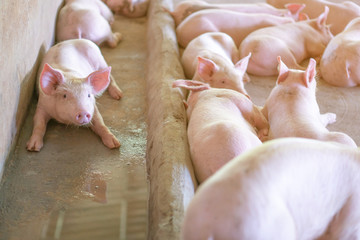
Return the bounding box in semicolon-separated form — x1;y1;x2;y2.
1;0;360;239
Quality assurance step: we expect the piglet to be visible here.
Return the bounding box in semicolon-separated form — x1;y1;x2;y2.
167;0;305;26
182;137;360;240
262;57;356;147
176;9;294;48
26;39;123;152
103;0;148;18
320;17;360;87
181;32;251;96
267;0;360;35
172;80;269;183
57;0;122;48
240;7;333;76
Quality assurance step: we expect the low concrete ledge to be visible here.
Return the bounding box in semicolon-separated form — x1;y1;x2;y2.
145;0;197;239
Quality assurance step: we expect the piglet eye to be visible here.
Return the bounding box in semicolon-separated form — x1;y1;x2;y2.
88;94;91;98
63;94;67;98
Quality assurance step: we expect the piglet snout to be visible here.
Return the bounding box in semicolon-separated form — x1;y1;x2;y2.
76;111;92;125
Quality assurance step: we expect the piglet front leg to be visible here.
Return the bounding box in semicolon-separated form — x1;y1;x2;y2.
252;105;269;142
26;107;51;152
90;105;121;149
108;74;123;100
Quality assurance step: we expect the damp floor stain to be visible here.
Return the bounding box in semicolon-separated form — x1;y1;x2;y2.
0;15;148;240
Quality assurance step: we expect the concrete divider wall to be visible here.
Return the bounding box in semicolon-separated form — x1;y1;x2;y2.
145;0;198;239
0;0;63;179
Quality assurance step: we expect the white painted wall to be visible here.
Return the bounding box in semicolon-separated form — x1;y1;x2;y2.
0;0;63;179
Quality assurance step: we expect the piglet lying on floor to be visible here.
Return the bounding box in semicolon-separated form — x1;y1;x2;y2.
172;80;268;183
166;0;305;26
266;0;360;35
27;39;122;152
240;7;333;76
57;0;122;48
176;9;294;48
320;18;360;87
181;32;251;96
182;137;360;240
262;56;357;147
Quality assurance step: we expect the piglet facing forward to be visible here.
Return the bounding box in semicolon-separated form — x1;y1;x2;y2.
320;18;360;87
172;80;268;183
182;138;360;240
240;7;333;76
57;0;122;48
181;32;250;96
262;57;356;147
167;0;305;26
27;39;122;152
176;9;294;48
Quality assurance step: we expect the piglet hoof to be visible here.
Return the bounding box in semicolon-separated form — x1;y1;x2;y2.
114;32;122;42
327;113;337;124
102;133;121;149
321;112;336;126
108;85;123;100
258;129;269;142
107;32;122;48
26;137;43;152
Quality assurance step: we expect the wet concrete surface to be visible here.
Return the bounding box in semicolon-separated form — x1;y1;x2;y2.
0;15;148;240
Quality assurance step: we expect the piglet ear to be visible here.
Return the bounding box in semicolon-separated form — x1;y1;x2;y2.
276;56;289;84
172;79;210;92
317;6;329;28
197;56;219;81
40;63;64;95
235;52;251;74
87;67;111;95
304;58;317;87
285;3;305;14
285;3;306;21
298;12;309;21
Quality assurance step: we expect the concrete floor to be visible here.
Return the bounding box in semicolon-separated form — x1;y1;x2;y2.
0;15;148;240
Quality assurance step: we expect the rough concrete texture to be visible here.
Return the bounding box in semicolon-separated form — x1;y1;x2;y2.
0;0;63;179
0;11;148;240
145;0;197;239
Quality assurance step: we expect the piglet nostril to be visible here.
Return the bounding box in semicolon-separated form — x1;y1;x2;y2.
76;112;91;124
